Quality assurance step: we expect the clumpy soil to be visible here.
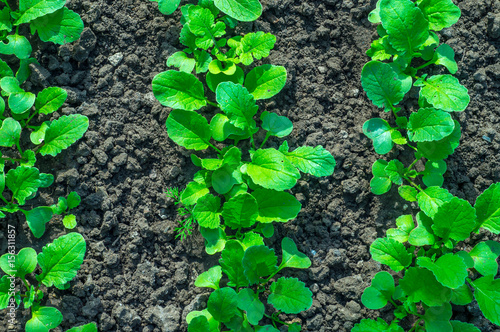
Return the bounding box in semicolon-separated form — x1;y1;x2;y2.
2;0;500;331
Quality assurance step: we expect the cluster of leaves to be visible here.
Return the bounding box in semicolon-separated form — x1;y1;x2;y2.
0;1;90;331
0;233;96;332
355;0;500;331
151;0;335;330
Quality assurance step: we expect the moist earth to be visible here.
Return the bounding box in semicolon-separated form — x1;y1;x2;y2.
1;0;500;331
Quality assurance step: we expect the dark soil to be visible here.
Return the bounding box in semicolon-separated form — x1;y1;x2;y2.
2;0;500;331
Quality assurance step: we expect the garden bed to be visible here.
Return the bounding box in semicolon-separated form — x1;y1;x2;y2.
2;0;500;331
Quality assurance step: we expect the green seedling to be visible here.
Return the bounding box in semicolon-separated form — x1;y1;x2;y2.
354;183;500;331
0;233;93;332
188;238;312;331
0;81;88;237
152;1;335;330
360;0;469;197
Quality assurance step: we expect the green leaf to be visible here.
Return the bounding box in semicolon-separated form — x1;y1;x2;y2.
187;316;210;332
387;215;414;243
66;323;98;332
417;253;468;288
361;271;395;310
408;108;455;142
222;192;258;229
194;50;211;74
366;37;394;61
220;240;248;287
187;6;226;49
214;0;262;22
471;275;500;325
166;109;211;151
195;265;222;290
451;283;473;305
368;0;382;23
245;149;300;191
421;75;469;112
187;310;219;332
0;7;12;32
0;59;13;79
384;159;404;185
242;245;277;284
398;185;418;202
35;87;67;115
206;66;244;93
370;160;392;195
26;306;63;332
433;44;457;74
280;237;311;269
152;70;206;111
0;34;32;59
284;145;336;177
418;0;461;31
418;121;461;161
153;0;181;15
422;160;447;187
408;211;436;246
432;197;476;242
39;114;88;156
361;61;408;111
0;118;21;147
167;51;195;73
30;121;49;145
16;0;65;24
268;277;312;314
207;287;238;323
9;91;36;114
236;32;276;66
416;186;453;218
380;0;429;52
423;303;452;332
352;318;403;332
16;57;39;85
475;182;500;234
0;247;37;278
237;288;264;325
23;206;53;238
363;118;395;154
240;232;264;249
37;232;86;287
400;267;452;306
251;188;301;223
209;113;246;142
1;76;23;94
30;8;84;44
469;241;500;276
0;275;13;310
245;65;287;100
6;166;41;205
62;214;77;229
450;321;480;332
200;226;226;255
370;237;412;272
67;191;81;210
193;194;221;229
260;111;293;138
216;82;258;132
181;181;210;206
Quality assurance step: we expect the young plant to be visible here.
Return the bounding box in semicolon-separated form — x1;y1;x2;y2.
354;183;500;331
152;0;335;330
0;232;96;332
0;80;89;237
361;0;468;197
188;238;312;331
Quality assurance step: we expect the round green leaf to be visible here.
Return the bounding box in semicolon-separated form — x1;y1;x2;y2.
188;315;210;332
280;237;311;269
200;226;226;255
268;277;312;314
209;113;246;142
370;160;392;195
39;115;89;156
408;211;436;246
370;237;412;272
37;232;86;287
422;303;452;332
245;64;287;100
193;194;221;229
35;87;67;115
0;247;37;278
284;145;335;177
0;118;21;147
222;192;258;229
246;149;300;191
0;34;32;59
207;287;238;323
156;0;181;15
186;309;219;332
471;276;500;326
251;188;301;223
400;267;452;307
433;44;458;74
26;306;63;332
206;66;244;93
475;182;500;234
361;61;407;111
408;108;455;142
66;323;98;332
216;81;258;131
214;0;262;22
152;70;206;111
219;240;248;288
9;91;36;114
195;265;222;290
237;288;264;325
421;75;470;112
23;206;53;238
16;0;65;24
387;215;415;243
417;253;468;289
166;109;211;151
260;111;292;138
431;197;476;242
30;8;84;44
451;283;474;306
416;186;453;218
62;214;77;229
450;321;480;332
469;241;500;277
363;118;395;154
361;271;395;310
242;245;277;284
418;0;461;31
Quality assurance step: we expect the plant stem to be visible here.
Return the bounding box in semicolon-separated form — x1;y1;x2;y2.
407;157;422;172
205;141;222;154
406;143;418;151
15;140;23;155
409;318;423;332
415;60;435;71
259;133;270;149
206;100;219;107
264;313;289;326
